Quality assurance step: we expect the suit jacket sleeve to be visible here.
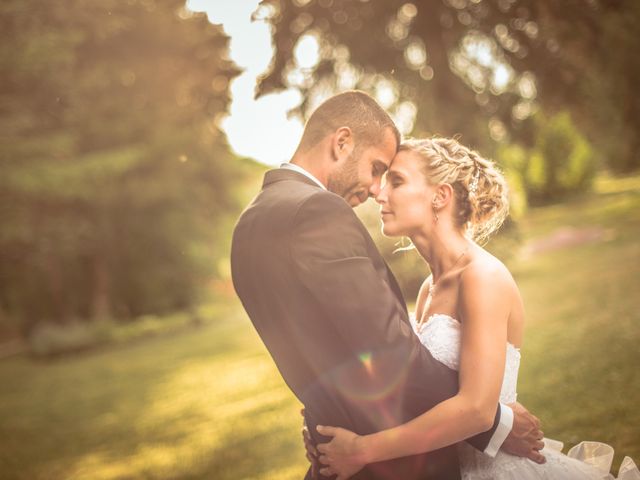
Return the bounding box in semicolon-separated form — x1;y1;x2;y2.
289;192;500;451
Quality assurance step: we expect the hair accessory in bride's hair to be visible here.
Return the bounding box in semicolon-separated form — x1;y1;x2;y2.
469;167;480;197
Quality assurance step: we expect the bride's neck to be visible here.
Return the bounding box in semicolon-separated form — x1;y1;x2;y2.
411;229;471;282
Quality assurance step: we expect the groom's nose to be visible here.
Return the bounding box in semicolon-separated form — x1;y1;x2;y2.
369;178;382;198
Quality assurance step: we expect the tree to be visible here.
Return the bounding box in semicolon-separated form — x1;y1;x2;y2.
256;0;639;170
0;0;240;330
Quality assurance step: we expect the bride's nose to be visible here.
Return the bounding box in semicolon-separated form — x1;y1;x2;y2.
375;184;389;204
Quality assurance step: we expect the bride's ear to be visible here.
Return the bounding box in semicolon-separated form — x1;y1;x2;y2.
432;183;454;208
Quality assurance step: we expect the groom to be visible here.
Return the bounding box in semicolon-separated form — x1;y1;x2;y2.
231;91;544;479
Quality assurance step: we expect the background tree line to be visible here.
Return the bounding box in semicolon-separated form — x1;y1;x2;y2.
0;0;250;336
1;0;638;339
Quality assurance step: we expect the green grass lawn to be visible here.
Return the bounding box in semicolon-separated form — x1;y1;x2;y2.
0;307;306;480
0;174;638;479
512;174;640;468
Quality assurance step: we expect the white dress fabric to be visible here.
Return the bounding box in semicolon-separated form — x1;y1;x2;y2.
410;313;639;480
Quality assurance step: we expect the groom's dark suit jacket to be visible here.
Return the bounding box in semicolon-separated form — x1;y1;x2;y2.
231;169;502;480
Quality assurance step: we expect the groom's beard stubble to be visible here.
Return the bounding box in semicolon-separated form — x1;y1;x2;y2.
327;152;367;206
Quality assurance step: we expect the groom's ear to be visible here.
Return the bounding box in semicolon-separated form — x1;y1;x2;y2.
331;127;354;162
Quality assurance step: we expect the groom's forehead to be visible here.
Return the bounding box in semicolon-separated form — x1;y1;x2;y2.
358;148;392;172
366;130;398;162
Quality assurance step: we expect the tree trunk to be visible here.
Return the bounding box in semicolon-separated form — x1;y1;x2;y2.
91;252;111;321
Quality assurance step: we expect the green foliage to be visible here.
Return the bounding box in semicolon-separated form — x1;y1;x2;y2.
0;0;242;328
260;0;640;171
578;0;640;172
499;112;596;205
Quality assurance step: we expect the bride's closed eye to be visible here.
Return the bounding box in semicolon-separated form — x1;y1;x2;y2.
389;177;403;188
385;172;403;188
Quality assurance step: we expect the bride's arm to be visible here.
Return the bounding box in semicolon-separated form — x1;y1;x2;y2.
317;262;511;471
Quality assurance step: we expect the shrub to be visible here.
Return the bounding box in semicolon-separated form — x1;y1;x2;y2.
26;312;196;357
499;112;596;205
28;320;112;357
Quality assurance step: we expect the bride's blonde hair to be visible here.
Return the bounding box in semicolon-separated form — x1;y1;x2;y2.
399;137;509;243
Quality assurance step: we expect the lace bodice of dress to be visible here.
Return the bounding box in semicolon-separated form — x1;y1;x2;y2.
410;313;521;404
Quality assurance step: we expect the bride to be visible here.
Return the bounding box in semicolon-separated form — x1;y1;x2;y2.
306;137;637;480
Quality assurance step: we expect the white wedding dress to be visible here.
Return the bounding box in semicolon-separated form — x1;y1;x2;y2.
410;313;639;480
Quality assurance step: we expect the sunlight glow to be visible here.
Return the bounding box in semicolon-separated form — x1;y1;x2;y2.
187;0;304;166
374;78;398;109
492;64;511;91
404;39;427;70
294;34;321;69
393;101;417;135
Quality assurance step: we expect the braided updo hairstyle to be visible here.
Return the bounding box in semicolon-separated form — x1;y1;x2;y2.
399;137;509;243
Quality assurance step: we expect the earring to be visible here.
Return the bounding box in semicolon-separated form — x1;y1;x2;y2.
432;202;439;223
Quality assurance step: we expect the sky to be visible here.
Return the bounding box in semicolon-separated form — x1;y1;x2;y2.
186;0;309;166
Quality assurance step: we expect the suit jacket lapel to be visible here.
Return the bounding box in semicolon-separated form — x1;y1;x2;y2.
384;262;408;316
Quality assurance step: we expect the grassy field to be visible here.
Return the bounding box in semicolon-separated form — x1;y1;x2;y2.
0;174;638;479
512;174;640;465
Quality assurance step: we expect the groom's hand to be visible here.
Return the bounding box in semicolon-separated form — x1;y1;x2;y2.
301;408;321;479
501;402;546;464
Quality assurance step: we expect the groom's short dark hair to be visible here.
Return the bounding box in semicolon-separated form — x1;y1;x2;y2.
296;90;401;153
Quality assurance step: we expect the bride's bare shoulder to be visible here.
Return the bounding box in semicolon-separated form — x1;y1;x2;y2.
461;249;516;290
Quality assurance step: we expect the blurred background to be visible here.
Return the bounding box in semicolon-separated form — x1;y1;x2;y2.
0;0;638;478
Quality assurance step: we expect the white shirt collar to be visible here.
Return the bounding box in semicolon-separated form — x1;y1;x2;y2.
280;162;326;190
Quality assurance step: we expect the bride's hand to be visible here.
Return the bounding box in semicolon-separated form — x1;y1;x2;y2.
316;425;368;480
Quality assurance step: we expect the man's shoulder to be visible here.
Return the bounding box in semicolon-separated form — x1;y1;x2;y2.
299;191;356;222
234;180;355;242
254;178;352;217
